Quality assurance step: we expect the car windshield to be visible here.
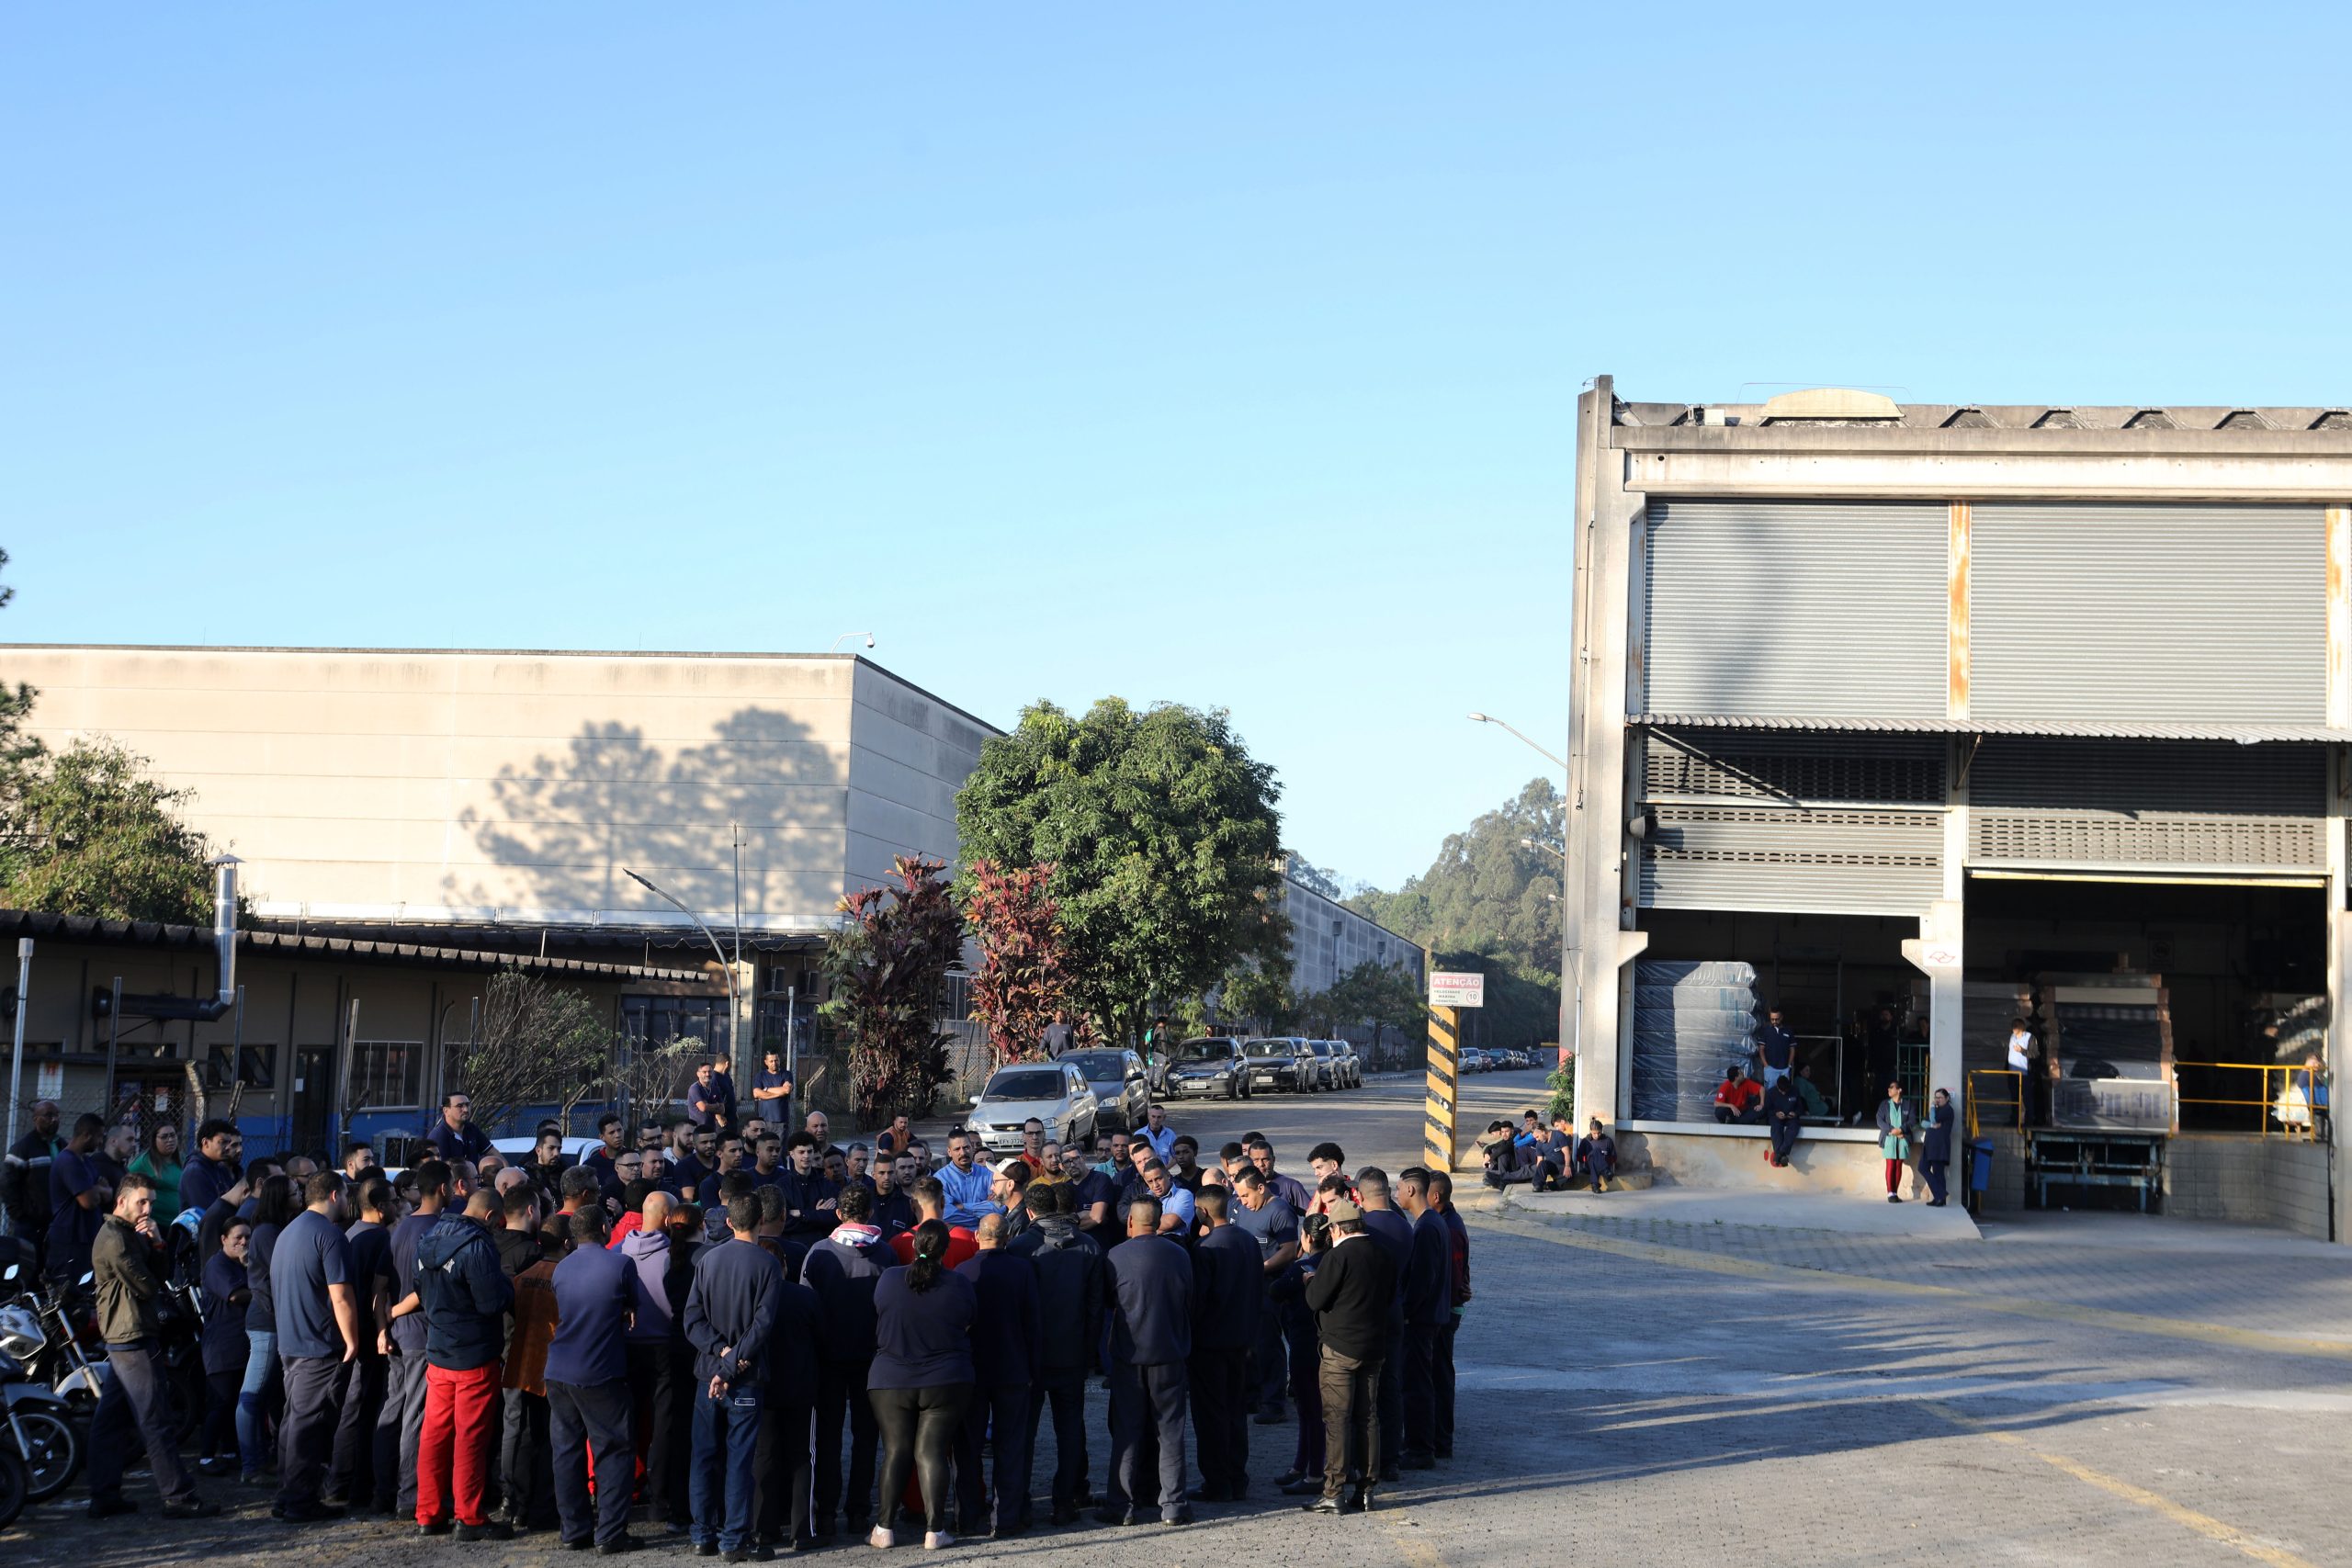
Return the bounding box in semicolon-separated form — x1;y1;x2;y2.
1173;1038;1233;1062
1066;1053;1126;1078
984;1069;1065;1101
1245;1040;1295;1058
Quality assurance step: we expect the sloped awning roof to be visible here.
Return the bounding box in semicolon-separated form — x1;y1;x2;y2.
0;908;707;983
1633;714;2352;745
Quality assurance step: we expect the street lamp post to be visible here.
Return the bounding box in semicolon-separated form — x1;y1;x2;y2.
625;869;743;1062
1471;711;1581;1085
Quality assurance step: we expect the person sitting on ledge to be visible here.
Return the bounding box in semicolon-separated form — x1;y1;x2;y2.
1576;1121;1617;1193
1713;1066;1764;1126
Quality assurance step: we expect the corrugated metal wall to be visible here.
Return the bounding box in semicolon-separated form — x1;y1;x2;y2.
1639;730;1946;915
1642;499;1947;719
1970;502;2328;725
1968;738;2326;871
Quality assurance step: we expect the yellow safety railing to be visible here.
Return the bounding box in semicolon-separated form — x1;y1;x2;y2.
1966;1068;2022;1141
2177;1062;2327;1141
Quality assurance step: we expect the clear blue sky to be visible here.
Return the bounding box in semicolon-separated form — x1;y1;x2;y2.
6;7;2350;888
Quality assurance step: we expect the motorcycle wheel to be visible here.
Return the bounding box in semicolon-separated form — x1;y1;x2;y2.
0;1443;25;1529
9;1407;81;1502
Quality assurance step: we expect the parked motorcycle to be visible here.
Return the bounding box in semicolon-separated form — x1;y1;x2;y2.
0;1261;106;1416
0;1440;27;1529
0;1264;82;1503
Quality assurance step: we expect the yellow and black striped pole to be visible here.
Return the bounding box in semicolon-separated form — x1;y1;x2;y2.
1425;1004;1461;1173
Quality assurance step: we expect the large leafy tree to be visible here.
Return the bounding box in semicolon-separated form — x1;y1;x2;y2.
0;739;242;924
820;855;966;1122
956;698;1288;1051
1350;777;1565;1047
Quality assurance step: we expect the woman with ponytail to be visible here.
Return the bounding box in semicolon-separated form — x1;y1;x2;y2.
866;1218;978;1549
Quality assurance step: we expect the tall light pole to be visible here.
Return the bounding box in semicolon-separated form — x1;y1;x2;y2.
1472;711;1579;1075
625;869;741;1061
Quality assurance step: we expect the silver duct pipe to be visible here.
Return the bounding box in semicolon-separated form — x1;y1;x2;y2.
212;855;239;1010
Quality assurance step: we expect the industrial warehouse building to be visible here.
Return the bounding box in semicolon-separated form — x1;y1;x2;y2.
1563;382;2352;1236
4;646;997;1143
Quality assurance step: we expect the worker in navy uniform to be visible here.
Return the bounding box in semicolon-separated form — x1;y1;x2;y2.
1099;1195;1195;1527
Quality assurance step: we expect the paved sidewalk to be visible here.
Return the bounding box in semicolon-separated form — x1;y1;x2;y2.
1510;1183;1984;1238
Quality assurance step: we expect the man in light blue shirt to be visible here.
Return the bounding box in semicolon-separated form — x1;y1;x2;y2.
1132;1105;1177;1164
937;1130;1000;1228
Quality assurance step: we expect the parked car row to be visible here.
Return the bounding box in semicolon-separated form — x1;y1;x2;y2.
1457;1046;1539;1073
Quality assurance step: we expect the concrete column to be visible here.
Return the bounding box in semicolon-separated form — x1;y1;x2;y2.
1903;899;1964;1104
1566;383;1645;1131
2328;748;2346;1243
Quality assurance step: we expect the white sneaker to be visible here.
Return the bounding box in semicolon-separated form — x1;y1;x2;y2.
867;1525;896;1549
923;1530;956;1550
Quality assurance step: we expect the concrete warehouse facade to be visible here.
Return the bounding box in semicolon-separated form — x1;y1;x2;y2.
1273;855;1425;1000
6;646;998;1068
1563;381;2352;1235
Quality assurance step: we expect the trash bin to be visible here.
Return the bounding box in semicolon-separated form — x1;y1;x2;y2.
1968;1137;1995;1192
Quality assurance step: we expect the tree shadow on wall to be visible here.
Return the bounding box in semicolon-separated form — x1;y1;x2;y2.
442;705;842;928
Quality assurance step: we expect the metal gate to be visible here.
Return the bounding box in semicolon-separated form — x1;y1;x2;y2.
1641;498;1948;719
1969;502;2327;725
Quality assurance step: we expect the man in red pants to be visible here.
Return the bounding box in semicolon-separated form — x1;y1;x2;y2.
413;1189;514;1540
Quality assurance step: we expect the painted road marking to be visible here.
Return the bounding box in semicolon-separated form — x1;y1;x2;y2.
1925;1400;2318;1568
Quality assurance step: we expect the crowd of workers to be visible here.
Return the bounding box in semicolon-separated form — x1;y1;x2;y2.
1;1076;1473;1557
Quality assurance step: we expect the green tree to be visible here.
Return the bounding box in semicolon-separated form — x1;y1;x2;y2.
0;549;39;781
955;697;1289;1051
1216;958;1296;1033
1350;777;1564;1046
0;739;242;924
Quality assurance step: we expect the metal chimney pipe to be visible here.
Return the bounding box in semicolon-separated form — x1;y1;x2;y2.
212;855;240;1010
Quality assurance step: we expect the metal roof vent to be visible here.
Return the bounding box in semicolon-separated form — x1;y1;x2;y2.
2032;409;2079;429
1941;407;1994;429
2216;409;2273;430
2312;411;2352;431
2123;409;2177;430
1758;387;1902;424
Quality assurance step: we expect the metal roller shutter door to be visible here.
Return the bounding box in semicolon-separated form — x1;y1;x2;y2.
1970;502;2327;725
1968;738;2326;871
1642;499;1947;720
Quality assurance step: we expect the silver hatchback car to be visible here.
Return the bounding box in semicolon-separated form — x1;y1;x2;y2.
971;1061;1100;1156
1057;1048;1150;1132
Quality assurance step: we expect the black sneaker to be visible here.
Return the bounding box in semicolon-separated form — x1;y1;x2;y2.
597;1538;643;1556
88;1496;140;1520
163;1500;223;1520
456;1520;515;1542
421;1520;456;1536
562;1538;595;1551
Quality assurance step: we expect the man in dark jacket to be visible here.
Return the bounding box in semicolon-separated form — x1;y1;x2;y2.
1300;1199;1396;1515
1100;1197;1194;1527
546;1212;639;1553
424;1092;494;1166
1765;1072;1806;1168
1353;1169;1412;1483
683;1193;783;1558
802;1185;891;1539
776;1133;840;1241
620;1190;688;1531
754;1246;822;1555
1012;1180;1103;1526
1189;1185;1260;1502
86;1173;220;1519
1395;1170;1451;1470
414;1190;515;1539
956;1212;1042;1535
